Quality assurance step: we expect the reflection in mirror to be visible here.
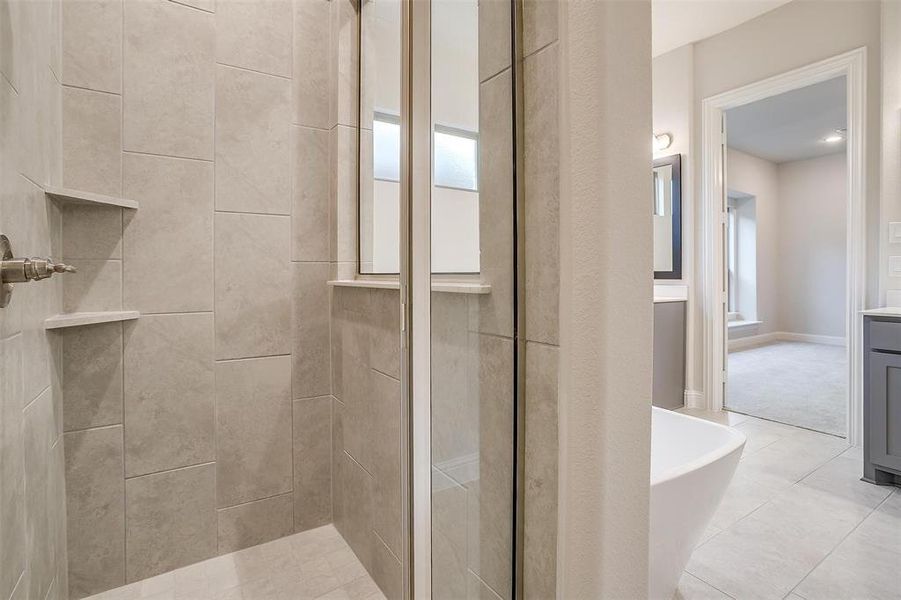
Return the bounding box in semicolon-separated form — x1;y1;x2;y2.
359;0;481;275
360;0;402;274
653;154;682;279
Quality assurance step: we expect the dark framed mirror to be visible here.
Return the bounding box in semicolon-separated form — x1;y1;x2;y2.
653;153;682;279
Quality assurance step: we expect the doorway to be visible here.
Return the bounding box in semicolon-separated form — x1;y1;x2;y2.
700;48;867;444
722;76;849;437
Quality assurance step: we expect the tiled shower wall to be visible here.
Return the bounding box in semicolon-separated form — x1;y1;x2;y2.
58;0;335;597
0;1;68;600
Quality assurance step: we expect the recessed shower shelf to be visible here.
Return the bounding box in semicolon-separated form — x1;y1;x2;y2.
44;186;139;210
44;310;140;330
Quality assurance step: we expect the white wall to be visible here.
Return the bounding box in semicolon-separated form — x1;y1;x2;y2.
726;149;847;340
777;152;847;337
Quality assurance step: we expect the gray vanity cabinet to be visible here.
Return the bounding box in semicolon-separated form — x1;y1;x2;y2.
864;315;901;485
653;300;686;409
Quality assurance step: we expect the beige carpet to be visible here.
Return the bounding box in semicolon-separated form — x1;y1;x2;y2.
726;341;847;437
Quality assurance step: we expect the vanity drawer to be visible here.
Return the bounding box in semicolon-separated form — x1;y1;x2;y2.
868;319;901;353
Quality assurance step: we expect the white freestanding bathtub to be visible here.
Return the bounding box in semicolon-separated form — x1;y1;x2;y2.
649;407;746;599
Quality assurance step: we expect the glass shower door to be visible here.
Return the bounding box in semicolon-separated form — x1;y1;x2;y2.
427;0;518;597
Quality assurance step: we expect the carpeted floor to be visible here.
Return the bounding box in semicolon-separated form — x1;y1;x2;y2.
726;341;847;437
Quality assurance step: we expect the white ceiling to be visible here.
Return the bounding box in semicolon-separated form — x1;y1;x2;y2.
652;0;793;57
725;76;847;164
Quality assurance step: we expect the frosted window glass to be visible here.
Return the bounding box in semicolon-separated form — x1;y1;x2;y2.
434;129;478;191
374;118;400;182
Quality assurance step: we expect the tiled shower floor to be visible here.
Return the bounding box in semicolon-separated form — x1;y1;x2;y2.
85;525;386;600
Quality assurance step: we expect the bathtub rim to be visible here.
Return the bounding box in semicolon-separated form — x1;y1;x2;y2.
650;407;747;487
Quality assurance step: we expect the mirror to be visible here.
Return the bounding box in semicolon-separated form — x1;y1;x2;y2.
359;0;481;275
653;154;682;279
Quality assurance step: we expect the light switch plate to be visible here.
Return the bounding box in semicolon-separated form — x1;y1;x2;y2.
890;256;901;278
890;222;901;244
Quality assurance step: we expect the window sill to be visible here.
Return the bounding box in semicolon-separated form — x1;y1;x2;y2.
327;279;491;295
728;319;762;330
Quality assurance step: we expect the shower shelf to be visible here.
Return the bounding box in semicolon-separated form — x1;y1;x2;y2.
44;186;139;210
44;310;140;330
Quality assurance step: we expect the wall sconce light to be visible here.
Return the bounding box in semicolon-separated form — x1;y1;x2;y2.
654;132;673;152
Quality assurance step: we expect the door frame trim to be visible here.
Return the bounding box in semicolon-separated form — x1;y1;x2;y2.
700;47;867;445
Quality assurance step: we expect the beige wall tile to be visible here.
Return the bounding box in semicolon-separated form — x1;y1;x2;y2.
0;336;25;600
62;0;122;93
522;0;557;58
476;334;514;597
332;449;373;571
369;289;399;380
523;342;558;599
292;125;330;261
214;213;291;359
0;175;27;339
477;69;514;338
215;65;291;215
430;293;479;467
215;355;292;507
23;387;56;600
431;469;468;600
63;259;122;313
125;463;217;582
369;533;403;600
0;0;18;88
62;322;123;432
62;86;121;196
332;125;358;263
330;0;358;128
216;0;292;77
123;313;215;477
62;204;122;260
217;492;294;553
478;0;511;83
293;0;329;128
64;425;125;599
171;0;214;12
292;262;330;399
293;396;332;532
369;371;401;558
524;44;560;345
50;438;69;600
123;0;214;160
21;186;61;404
123;153;214;313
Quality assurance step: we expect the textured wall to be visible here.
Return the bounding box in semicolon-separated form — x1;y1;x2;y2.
58;0;333;596
0;1;68;600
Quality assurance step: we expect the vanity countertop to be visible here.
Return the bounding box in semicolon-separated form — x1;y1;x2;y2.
861;307;901;318
654;283;688;304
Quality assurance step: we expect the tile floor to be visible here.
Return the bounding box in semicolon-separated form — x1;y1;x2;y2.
84;525;386;600
676;408;901;600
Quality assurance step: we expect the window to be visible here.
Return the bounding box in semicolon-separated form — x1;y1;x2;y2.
433;124;478;191
374;112;401;182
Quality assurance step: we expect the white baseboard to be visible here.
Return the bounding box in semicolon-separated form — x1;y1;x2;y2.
683;390;705;409
778;331;845;346
729;331;846;351
729;332;779;351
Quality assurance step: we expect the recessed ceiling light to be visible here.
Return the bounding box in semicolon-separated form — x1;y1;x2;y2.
822;128;846;144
